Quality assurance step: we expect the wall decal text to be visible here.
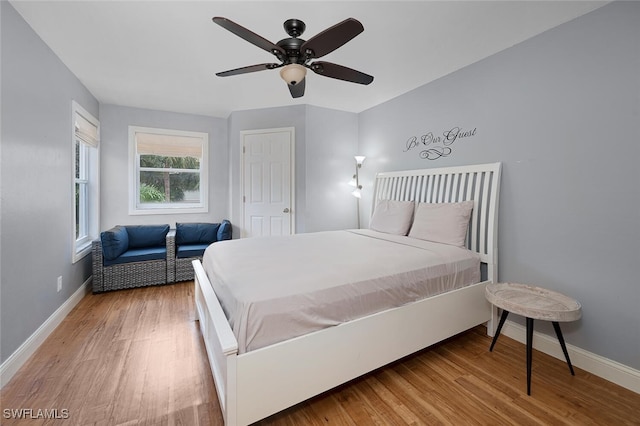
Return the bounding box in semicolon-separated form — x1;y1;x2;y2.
404;126;477;160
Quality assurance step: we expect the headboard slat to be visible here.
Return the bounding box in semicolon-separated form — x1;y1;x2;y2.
469;172;481;254
479;171;492;255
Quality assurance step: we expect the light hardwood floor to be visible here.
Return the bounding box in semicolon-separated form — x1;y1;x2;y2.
1;282;639;425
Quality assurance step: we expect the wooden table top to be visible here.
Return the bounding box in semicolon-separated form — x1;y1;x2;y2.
485;282;582;322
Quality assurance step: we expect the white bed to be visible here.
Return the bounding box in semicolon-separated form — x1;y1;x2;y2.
193;162;502;425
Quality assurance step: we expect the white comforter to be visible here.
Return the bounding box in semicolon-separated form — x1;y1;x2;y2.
202;229;480;353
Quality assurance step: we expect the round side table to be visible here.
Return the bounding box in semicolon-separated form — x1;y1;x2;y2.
485;282;582;395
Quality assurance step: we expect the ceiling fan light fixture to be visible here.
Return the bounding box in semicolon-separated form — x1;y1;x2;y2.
280;64;307;86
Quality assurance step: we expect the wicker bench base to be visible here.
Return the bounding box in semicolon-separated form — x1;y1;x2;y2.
95;259;168;293
175;256;202;282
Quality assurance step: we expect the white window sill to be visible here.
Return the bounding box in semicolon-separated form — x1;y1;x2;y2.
72;241;92;264
129;206;208;215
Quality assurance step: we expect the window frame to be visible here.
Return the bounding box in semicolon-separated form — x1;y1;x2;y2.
128;126;209;215
72;101;100;263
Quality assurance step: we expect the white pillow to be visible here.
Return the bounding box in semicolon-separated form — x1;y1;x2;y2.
369;199;415;235
408;201;474;247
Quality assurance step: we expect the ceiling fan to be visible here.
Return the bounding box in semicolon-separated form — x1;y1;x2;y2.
212;16;374;98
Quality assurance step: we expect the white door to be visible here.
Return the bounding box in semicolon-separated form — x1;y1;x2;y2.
241;128;294;237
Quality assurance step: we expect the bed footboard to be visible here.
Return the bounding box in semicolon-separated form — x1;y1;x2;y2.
234;280;492;425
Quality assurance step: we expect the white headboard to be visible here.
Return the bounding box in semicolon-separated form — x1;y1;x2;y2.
372;162;502;282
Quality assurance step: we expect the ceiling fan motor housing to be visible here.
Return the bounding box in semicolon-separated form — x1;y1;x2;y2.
277;37;307;65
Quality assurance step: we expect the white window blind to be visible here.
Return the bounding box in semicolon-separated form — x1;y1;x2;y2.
135;132;202;158
75;113;99;147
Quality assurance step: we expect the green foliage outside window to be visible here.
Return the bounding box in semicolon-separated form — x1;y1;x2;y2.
139;155;200;203
139;183;166;203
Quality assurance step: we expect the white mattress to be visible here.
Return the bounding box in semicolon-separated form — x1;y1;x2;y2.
202;229;480;353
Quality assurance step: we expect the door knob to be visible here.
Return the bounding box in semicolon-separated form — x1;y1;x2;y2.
283;208;290;213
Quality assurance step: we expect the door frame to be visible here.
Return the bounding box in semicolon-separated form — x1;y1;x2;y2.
239;127;296;238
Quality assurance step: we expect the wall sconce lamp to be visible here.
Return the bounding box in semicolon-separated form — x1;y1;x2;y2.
350;156;365;227
351;156;365;198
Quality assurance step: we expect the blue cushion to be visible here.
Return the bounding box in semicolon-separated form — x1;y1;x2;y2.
217;220;232;241
176;243;210;258
100;226;129;261
176;222;219;245
103;247;167;266
126;224;170;248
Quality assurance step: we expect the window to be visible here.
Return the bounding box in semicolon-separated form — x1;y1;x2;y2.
129;126;208;214
72;101;99;262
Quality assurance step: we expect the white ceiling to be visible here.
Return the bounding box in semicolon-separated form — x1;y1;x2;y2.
10;1;607;118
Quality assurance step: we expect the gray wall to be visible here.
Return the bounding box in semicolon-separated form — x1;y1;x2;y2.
305;106;359;232
358;1;640;369
1;2;99;363
227;105;359;235
99;104;228;229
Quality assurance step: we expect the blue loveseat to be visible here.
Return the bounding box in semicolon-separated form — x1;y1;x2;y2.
92;224;173;293
174;220;232;281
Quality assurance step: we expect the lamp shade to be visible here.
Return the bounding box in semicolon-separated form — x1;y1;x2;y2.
280;64;307;86
355;155;366;165
351;188;362;198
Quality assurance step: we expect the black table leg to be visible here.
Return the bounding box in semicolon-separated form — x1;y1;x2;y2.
526;317;534;395
552;321;575;376
489;309;510;352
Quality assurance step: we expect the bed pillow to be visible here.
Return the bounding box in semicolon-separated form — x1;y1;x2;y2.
408;201;474;247
369;199;415;235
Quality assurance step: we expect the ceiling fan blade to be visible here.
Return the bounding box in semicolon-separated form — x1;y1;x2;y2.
216;63;281;77
310;61;374;85
213;17;286;57
300;18;364;59
287;78;306;98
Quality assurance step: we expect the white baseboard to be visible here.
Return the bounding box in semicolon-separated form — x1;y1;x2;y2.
501;320;640;394
0;277;92;388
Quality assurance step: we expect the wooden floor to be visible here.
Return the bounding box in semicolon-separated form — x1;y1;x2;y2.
2;282;639;425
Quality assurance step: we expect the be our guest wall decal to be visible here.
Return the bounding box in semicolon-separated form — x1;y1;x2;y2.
404;126;477;160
